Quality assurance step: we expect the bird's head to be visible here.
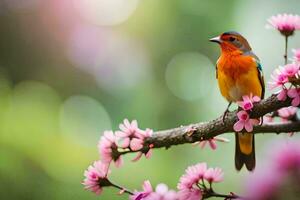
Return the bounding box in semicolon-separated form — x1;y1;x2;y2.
209;31;252;53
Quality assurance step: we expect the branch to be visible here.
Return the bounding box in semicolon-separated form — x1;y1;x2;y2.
116;95;298;157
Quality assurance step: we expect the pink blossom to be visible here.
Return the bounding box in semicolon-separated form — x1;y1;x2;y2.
237;94;260;111
116;120;153;153
282;63;299;77
244;140;300;200
177;163;207;200
277;106;298;136
98;130;123;167
146;184;179;200
204;167;224;183
178;163;207;190
140;128;153;138
131;180;153;200
292;48;300;63
131;129;154;162
118;119;143;138
177;188;202;200
277;89;288;101
233;111;259;132
267;13;300;36
263;115;274;123
131;181;178;200
132;147;153;162
198;136;229;150
82;161;110;195
277;106;298;119
287;88;300;106
273;141;300;171
130;138;144;151
245;168;282;200
116;119;143;148
269;69;288;90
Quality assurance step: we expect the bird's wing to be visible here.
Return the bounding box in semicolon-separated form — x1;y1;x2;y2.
257;63;265;99
215;64;218;79
255;59;265;99
244;51;265;99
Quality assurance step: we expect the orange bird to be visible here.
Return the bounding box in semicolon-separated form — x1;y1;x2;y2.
210;31;265;171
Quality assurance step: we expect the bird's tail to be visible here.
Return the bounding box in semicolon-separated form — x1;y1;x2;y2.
235;132;255;171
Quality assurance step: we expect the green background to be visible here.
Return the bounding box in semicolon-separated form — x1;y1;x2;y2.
0;0;300;199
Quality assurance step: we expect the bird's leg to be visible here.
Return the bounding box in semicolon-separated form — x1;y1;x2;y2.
222;102;232;123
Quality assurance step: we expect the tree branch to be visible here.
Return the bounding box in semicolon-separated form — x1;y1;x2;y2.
116;95;298;157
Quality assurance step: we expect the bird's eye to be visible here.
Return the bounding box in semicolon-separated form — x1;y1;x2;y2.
229;37;236;42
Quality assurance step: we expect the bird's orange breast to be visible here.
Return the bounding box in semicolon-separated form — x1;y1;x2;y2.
217;53;262;102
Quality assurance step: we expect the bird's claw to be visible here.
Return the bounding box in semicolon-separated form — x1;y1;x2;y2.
222;111;228;124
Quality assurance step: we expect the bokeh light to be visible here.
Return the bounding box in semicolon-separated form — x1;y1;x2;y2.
68;24;152;94
60;95;112;146
2;81;61;141
73;0;140;26
165;52;214;101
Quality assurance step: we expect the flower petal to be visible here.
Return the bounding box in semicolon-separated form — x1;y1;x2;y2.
233;121;244;132
244;121;253;132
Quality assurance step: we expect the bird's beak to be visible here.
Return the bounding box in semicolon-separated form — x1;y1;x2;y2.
209;36;222;44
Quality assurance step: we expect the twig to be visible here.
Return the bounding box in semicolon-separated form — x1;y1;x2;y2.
203;188;240;199
109;181;134;195
284;35;288;64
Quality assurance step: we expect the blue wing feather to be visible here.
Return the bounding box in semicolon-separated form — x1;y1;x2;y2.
255;61;265;99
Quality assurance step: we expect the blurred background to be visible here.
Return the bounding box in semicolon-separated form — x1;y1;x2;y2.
0;0;300;199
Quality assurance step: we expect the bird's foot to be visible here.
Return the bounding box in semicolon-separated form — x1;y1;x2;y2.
222;102;232;124
222;110;228;124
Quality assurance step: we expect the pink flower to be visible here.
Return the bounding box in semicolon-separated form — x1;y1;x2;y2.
277;89;288;101
245;168;282;200
116;120;152;153
131;181;178;200
277;106;298;119
233;111;259;132
131;180;153;200
98;131;123;167
116;119;143;148
177;188;202;200
237;94;260;111
282;63;299;77
130;138;144;151
140;128;153;138
292;48;300;63
131;147;153;162
146;184;178;200
269;69;288;90
177;163;207;200
263;115;274;123
244;140;300;200
273;141;300;171
198;136;229;150
131;129;154;162
204;167;224;183
178;163;207;190
287;88;300;106
267;13;300;36
82;161;111;195
118;119;143;138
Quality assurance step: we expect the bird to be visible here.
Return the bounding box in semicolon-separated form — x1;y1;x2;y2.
209;31;265;171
